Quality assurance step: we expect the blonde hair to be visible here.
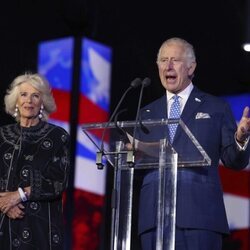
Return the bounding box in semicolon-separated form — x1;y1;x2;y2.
4;72;56;121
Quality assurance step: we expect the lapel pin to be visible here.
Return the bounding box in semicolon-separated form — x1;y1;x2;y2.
195;97;201;102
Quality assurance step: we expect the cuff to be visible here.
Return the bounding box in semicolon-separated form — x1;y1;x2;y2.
235;132;250;151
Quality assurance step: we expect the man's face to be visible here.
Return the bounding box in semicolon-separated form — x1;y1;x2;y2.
157;43;196;94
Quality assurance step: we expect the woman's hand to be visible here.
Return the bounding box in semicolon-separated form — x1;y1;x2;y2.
6;203;25;219
0;191;21;214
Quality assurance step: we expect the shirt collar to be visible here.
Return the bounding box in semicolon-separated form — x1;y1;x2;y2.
166;83;194;102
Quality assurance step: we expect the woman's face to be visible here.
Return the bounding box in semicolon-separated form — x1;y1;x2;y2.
17;82;43;120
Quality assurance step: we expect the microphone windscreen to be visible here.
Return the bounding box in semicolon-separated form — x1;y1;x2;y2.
142;77;151;87
130;78;142;88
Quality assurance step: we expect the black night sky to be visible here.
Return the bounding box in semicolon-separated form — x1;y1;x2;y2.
0;0;250;125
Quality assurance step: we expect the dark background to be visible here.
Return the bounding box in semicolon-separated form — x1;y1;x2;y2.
1;1;250;248
1;0;250;125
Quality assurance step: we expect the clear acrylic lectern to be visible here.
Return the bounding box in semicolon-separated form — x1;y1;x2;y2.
81;119;211;250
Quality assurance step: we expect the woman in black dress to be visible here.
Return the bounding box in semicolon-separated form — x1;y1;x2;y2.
0;73;70;249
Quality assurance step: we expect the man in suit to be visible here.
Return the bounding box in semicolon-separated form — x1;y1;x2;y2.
138;37;250;250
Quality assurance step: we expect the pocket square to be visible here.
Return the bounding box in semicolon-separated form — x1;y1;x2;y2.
195;112;211;119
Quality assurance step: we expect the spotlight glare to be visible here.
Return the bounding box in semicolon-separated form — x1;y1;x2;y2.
243;43;250;52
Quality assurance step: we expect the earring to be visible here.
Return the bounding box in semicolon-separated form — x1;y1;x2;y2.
38;104;44;119
13;105;18;118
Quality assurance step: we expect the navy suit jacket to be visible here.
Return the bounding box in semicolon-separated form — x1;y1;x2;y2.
138;86;250;235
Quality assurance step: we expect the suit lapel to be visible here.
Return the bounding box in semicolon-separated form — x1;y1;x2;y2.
154;95;168;119
181;86;206;124
174;87;206;142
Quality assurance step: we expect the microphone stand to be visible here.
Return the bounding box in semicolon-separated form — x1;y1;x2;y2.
96;78;142;169
110;77;151;250
127;77;151;166
103;79;141;250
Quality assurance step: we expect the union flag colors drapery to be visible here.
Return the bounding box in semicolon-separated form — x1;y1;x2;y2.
221;94;250;250
73;38;112;249
38;37;112;249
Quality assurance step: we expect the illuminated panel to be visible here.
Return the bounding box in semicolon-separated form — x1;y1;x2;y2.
73;38;112;249
220;94;250;250
37;38;74;247
37;37;74;132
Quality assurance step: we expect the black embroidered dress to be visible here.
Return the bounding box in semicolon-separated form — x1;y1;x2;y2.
0;121;70;249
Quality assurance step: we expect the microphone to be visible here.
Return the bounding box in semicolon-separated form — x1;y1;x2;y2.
96;78;142;169
141;77;151;88
127;77;151;165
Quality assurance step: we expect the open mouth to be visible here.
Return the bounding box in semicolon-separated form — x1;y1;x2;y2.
166;75;177;82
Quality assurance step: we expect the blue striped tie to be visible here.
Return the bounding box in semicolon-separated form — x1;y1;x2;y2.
168;95;181;143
